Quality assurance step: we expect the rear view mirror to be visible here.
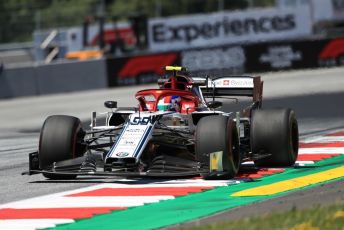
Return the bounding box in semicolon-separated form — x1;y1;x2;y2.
104;101;117;109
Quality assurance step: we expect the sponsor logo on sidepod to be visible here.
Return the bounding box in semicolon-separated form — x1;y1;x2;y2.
116;152;129;157
123;140;135;146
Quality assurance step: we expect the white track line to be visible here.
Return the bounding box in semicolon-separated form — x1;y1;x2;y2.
295;161;315;166
299;147;344;154
1;196;174;209
301;136;344;143
0;180;232;209
0;219;74;230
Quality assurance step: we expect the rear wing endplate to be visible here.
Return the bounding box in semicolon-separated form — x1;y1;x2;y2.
200;76;263;103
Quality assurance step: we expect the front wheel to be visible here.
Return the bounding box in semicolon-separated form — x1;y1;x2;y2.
196;115;240;179
39;115;85;179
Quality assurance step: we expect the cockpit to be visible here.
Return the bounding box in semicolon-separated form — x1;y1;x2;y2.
135;66;200;114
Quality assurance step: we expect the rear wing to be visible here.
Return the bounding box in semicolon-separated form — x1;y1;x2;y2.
199;76;263;103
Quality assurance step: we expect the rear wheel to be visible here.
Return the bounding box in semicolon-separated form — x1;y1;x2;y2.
196;115;240;179
251;109;299;167
39;115;85;179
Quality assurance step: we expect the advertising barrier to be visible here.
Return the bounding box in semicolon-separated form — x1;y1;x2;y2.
106;52;179;86
106;37;344;87
31;2;344;65
148;7;312;51
245;38;344;72
244;40;329;72
2;37;344;99
181;46;246;77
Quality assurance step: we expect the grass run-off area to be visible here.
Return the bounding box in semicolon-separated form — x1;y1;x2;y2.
188;203;344;230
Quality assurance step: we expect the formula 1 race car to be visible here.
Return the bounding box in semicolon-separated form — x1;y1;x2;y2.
24;66;299;180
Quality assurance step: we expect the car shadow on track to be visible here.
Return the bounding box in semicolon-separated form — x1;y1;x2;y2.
28;177;191;184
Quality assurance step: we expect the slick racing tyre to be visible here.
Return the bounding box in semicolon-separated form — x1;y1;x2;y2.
251;109;299;167
39;115;85;179
196;115;240;179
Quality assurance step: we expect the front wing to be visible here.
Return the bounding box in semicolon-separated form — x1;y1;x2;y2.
22;152;206;178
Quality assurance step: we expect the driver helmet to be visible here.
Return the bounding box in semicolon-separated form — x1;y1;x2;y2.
170;96;181;112
157;96;181;112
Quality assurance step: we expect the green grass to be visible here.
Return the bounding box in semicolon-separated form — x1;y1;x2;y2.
187;203;344;230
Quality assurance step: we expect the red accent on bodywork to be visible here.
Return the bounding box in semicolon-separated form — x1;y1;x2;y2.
118;53;177;78
145;101;155;111
66;186;213;197
319;38;344;59
181;101;196;114
135;89;198;113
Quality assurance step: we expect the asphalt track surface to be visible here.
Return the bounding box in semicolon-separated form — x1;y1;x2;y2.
0;67;343;227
